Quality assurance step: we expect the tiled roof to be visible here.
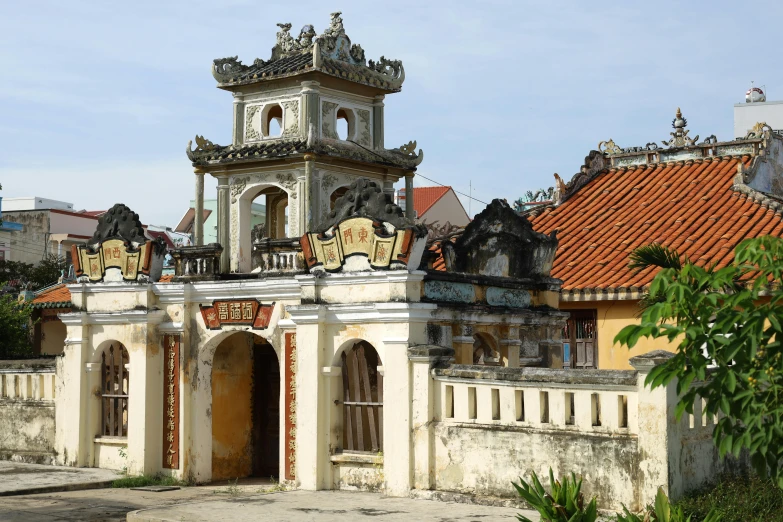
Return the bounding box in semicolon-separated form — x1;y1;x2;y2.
412;187;451;217
32;284;71;308
158;274;174;283
187;137;421;170
529;155;783;292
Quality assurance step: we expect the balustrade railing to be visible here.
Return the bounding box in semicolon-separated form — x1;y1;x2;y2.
252;238;305;275
171;244;223;280
0;361;56;402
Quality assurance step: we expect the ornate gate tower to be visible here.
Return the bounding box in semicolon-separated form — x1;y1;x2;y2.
187;12;423;273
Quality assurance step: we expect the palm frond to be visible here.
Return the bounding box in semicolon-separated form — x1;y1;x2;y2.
629;243;684;271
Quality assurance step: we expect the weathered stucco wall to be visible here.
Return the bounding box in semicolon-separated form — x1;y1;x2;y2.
0;360;57;464
2;210;50;264
432;423;639;508
0;401;55;464
41;320;67;356
211;334;254;480
560;300;674;370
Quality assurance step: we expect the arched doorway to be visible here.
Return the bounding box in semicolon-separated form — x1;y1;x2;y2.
211;332;280;480
237;184;290;272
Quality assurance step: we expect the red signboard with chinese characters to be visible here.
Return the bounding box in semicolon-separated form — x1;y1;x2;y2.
162;334;180;469
284;332;297;480
199;300;274;330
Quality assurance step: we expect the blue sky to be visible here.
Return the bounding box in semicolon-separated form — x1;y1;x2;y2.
1;1;781;226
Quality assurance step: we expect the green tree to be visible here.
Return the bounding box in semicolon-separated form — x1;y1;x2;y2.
615;236;783;486
0;285;35;359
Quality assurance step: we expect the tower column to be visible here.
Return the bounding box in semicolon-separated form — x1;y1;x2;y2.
194;169;205;246
304;154;315;231
300;81;321;140
404;174;414;219
372;95;385;149
216;178;230;273
232;93;245;146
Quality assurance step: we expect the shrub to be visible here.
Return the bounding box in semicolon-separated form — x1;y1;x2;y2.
675;474;783;522
512;468;597;522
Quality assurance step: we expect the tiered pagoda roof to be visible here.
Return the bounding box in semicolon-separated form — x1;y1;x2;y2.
211;12;404;92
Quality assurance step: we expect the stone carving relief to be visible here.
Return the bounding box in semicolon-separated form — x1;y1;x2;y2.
276;172;298;199
230;176;249;203
245;105;261;141
356;109;371;147
281;100;300;138
321;101;339;139
598;139;622;155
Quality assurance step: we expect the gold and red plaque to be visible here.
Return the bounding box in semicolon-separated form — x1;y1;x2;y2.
162;334;180;469
199;300;274;330
301;216;418;272
72;239;156;282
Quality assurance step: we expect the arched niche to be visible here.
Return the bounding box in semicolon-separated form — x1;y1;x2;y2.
236;182;291;273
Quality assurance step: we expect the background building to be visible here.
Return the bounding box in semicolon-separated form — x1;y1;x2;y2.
734;85;783;138
397;186;469;226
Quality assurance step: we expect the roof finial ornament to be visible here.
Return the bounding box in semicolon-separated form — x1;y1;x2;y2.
598;139;622;155
662;107;698;148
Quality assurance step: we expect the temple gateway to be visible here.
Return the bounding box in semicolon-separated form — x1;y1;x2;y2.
1;13;737;510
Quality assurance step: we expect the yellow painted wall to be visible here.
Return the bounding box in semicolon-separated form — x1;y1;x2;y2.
41;319;66;355
211;333;253;481
560;300;675;370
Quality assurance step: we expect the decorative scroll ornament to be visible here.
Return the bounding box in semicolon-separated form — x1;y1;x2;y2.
212;56;251;82
281;100;300;137
321;101;339;139
230;176;249;203
276;172;298;199
745;122;771;139
598;138;622;155
301;179;428;273
661;107;699;148
368;56;405;83
73;204;166;283
245;106;261;141
187;135;217;160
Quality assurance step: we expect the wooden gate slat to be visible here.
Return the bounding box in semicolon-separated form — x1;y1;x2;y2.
377;369;383;449
349;348;364;451
356;344;378;452
341;352;354;451
109;345;115;436
117;349;124;437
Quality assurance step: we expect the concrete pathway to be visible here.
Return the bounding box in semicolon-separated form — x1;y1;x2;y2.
0;485;540;521
0;461;119;496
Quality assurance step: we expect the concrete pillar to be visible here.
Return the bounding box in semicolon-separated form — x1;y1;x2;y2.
404;175;414;220
408;346;454;491
382;338;412;496
291;318;325;490
54;319;89;467
216;178;230;273
453;323;475;364
194;170;205;246
372;95;385;149
630;351;682;506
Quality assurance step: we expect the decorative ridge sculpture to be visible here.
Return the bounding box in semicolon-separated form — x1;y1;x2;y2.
210;12;404;89
301;179;428;273
73;203;166;283
661;107;699;148
441;199;558;278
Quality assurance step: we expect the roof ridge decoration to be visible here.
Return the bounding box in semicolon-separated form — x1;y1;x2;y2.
211;12;404;90
661;108;698;148
441;199;558;278
301;178;428;273
74;204;166;284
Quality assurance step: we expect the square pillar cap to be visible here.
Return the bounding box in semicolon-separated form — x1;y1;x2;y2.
629;349;675;371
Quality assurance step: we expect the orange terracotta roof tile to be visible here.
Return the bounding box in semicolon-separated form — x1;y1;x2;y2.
32;284;71;308
158;274;174;283
529;155;783;292
412;187;451;217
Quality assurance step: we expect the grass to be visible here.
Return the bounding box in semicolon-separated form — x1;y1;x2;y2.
675;473;783;522
111;473;188;488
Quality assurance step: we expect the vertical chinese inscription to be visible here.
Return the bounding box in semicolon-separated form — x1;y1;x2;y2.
284;332;297;480
163;334;180;469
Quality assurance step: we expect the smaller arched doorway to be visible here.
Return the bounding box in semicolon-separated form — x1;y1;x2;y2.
211;332;280;480
339;341;383;453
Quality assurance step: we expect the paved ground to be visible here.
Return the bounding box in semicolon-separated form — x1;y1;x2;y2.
0;462;119;496
0;484;538;521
